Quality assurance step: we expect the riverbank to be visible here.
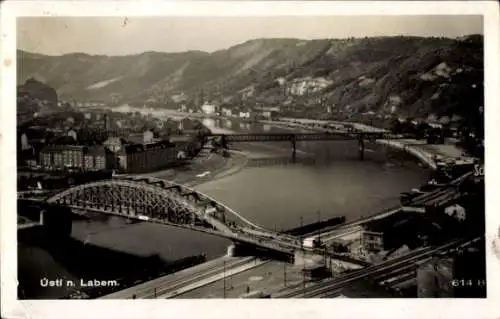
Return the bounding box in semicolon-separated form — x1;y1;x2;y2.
131;150;248;188
260;118;469;170
375;138;472;170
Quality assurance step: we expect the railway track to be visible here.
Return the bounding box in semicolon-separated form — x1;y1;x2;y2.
100;257;261;299
275;237;479;298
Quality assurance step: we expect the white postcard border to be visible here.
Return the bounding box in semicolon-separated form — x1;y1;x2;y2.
1;2;499;319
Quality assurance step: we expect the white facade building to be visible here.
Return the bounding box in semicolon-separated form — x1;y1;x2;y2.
67;129;78;141
239;111;250;119
20;133;30;150
103;137;125;153
201;103;216;114
444;204;466;222
221;107;232;117
143;130;154;144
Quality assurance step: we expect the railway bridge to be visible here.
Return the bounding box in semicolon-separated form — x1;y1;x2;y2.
203;131;408;160
18;176;304;257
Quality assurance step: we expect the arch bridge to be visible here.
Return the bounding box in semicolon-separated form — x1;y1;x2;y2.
30;176;301;255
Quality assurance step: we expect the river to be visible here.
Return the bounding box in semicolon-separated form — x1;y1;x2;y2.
18;117;430;298
70;117;429;259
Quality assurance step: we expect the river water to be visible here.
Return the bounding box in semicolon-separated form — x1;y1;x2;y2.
19;117;430;298
70;118;429;260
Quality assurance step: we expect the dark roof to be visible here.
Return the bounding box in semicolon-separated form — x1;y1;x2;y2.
40;144;86;153
104;137;128;145
85;146;106;156
124;144;144;153
23;127;47;140
124;141;175;154
51;135;77;145
128;133;143;138
363;210;417;233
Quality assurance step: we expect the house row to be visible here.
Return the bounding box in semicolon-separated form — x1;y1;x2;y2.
38;138;196;174
39;144;114;171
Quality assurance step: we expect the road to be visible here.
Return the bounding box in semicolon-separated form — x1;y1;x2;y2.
99;256;265;299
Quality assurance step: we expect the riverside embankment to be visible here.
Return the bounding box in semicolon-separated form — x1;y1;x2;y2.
131;150;248;188
259;118;469;170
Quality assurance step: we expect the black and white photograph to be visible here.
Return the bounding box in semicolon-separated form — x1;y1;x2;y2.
2;1;499;317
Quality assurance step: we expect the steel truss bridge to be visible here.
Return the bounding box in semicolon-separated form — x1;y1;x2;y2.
20;176;302;255
203;131;409;160
204;131;406;143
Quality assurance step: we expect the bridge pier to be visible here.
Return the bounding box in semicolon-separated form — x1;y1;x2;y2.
221;135;228;149
226;243;268;257
227;243;292;261
39;206;73;239
291;136;297;162
358;134;365;160
293;249;325;268
227;243;253;257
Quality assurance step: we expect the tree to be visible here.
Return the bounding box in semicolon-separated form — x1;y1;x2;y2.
415;122;430;140
176;151;187;160
390;119;403;134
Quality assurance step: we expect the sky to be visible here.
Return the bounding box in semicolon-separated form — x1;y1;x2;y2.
17;16;483;56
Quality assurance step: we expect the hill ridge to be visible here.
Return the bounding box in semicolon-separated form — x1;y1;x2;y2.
17;35;483;123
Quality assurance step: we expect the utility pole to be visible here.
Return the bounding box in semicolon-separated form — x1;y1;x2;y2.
283;261;287;287
300;215;305;297
223;260;226;299
302;265;306;297
299;216;304;249
317;210;321;244
324;246;328;270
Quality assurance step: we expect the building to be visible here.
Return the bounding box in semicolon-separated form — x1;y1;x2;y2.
254;106;280;120
201;103;216;115
416;257;455;297
163;118;180;132
444;204;466;222
168;135;201;157
67;129;78;141
168;134;195;144
178;118;200;131
126;130;154;144
40;145;86;170
143;130;154;143
361;211;428;252
116;141;178;173
127;133;143;144
84;146;112;171
103;137;127;153
20;133;30;150
22;126;47;146
25;156;38;168
221;107;232;117
239;111;251;119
